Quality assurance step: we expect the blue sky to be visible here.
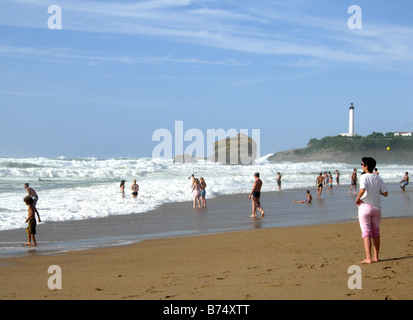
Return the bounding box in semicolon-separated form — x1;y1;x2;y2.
1;0;413;158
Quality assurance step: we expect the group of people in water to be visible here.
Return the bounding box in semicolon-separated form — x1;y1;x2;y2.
189;174;207;208
281;167;408;207
115;167;409;215
315;171;338;199
119;179;139;198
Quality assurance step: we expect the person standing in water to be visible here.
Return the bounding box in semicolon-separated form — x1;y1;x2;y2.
276;172;282;191
120;180;126;197
349;168;358;195
24;183;39;208
199;177;207;207
400;172;409;192
192;178;201;208
131;179;139;198
335;170;340;185
316;173;323;198
249;172;265;218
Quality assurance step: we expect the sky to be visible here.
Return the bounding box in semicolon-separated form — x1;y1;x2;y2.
1;0;413;159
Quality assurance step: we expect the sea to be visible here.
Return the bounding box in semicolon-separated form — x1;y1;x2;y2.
0;155;411;232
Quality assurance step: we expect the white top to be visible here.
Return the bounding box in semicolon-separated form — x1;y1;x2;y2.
359;173;388;209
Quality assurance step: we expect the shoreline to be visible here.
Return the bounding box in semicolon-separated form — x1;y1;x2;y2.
0;217;412;300
1;183;412;258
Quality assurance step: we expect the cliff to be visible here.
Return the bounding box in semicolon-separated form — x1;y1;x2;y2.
268;149;413;164
268;133;413;164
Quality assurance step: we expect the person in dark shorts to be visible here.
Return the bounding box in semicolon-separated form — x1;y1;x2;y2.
349;168;358;195
23;196;41;247
248;172;265;218
131;179;139;198
294;190;313;204
276;172;282;190
316;172;324;198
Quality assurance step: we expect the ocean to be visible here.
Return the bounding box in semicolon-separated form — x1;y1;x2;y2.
0;155;410;232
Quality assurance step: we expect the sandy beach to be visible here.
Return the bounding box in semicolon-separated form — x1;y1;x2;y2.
1;216;412;300
1;182;412;301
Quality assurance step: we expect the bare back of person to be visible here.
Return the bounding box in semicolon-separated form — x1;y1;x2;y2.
249;173;265;218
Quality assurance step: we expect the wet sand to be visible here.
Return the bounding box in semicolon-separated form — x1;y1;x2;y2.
0;217;412;300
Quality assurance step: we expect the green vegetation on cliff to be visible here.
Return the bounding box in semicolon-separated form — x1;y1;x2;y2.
296;132;413;156
268;132;413;164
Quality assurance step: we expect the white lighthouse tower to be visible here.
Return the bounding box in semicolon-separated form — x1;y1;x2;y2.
349;102;355;136
341;102;357;137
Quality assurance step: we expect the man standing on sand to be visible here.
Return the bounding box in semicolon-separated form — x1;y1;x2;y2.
249;172;265;218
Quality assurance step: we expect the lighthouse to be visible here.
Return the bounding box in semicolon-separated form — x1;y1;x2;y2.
341;102;357;137
349;102;355;136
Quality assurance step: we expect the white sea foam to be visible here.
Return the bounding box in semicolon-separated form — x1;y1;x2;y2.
0;156;410;231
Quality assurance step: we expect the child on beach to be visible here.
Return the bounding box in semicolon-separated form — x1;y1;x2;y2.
199;177;207;207
294;190;312;204
192;178;201;208
23;196;41;247
328;179;333;192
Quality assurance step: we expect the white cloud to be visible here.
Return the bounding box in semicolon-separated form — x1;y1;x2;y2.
1;0;413;70
0;44;248;67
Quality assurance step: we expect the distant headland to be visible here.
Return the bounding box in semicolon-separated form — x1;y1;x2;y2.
268;132;413;164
